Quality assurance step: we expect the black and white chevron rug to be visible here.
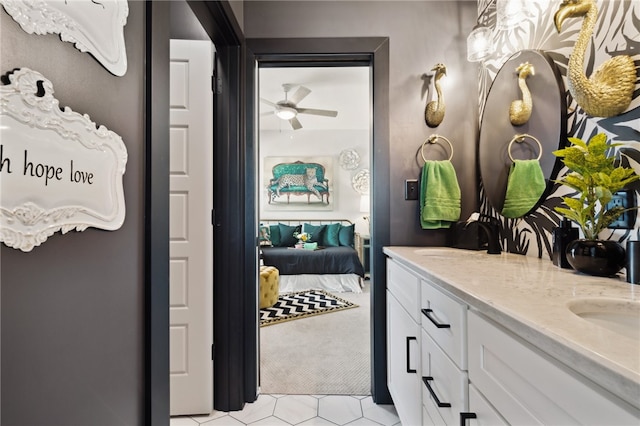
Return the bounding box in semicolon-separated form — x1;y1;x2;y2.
260;289;358;327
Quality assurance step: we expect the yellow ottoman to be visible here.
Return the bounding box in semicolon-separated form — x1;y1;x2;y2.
259;266;280;309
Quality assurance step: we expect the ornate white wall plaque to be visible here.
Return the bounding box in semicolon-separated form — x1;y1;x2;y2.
0;68;128;252
0;0;129;77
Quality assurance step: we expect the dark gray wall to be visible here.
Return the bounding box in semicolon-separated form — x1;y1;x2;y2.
1;2;145;425
244;0;478;246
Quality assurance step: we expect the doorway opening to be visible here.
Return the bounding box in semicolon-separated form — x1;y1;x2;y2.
247;37;391;404
257;65;372;395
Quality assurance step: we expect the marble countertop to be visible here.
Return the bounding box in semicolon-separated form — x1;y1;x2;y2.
383;246;640;410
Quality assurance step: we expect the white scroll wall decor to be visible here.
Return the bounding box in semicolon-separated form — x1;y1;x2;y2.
0;0;129;76
0;68;128;252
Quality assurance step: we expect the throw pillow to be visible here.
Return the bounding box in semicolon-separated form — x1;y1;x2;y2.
259;225;272;246
302;223;325;244
269;225;281;247
279;223;301;247
338;224;355;247
323;222;341;247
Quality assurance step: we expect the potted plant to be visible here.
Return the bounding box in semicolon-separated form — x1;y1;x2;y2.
553;133;640;276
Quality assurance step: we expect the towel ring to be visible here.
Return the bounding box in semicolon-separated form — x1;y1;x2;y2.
507;133;542;162
421;134;454;163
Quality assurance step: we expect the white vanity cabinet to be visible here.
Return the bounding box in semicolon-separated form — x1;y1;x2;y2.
385;247;640;426
467;310;640;426
386;259;422;426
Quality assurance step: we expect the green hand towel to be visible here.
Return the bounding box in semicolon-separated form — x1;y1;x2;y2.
501;159;546;218
420;160;461;229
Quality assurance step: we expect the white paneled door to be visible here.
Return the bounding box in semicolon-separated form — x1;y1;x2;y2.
169;39;214;416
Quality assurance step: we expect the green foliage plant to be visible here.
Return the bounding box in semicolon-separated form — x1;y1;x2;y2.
553;133;640;240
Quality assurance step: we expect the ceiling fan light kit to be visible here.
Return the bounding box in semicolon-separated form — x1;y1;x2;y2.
275;106;297;120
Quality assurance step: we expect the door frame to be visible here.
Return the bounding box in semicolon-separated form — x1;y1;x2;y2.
145;1;245;423
246;37;392;404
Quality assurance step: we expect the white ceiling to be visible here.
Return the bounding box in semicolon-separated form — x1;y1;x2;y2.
258;66;370;131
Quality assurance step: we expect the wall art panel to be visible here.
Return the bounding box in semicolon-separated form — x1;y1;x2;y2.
0;0;129;76
0;68;128;251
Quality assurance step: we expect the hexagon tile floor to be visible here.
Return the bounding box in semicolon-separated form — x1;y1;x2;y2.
170;394;401;425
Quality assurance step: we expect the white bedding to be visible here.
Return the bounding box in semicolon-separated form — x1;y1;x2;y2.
279;273;363;294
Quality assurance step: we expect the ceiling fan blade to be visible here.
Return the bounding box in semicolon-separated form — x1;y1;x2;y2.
296;107;338;117
289;117;303;130
261;111;274;117
260;97;277;107
289;86;311;105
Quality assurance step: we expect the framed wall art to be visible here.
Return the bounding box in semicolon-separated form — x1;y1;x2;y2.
262;156;334;211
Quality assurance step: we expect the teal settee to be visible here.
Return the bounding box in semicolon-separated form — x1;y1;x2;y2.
267;161;330;204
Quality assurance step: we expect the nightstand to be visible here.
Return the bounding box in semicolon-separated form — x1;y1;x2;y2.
355;233;370;277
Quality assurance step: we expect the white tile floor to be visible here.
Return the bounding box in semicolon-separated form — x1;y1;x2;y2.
170;394;401;425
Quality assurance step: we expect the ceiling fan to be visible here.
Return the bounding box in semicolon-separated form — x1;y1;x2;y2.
261;83;338;130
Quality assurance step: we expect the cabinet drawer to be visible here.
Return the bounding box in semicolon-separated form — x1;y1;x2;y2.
468;310;640;425
421;278;467;369
421;329;468;426
387;259;421;322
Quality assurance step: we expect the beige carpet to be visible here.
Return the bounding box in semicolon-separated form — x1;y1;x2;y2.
259;280;371;395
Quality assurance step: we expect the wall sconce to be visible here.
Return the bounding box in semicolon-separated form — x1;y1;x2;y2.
467;25;493;62
467;0;496;63
496;0;527;31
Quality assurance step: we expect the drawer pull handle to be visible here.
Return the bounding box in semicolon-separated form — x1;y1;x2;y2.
422;308;451;328
406;336;417;373
422;376;451;408
460;412;477;426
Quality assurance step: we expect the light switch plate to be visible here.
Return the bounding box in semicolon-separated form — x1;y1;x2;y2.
405;179;419;200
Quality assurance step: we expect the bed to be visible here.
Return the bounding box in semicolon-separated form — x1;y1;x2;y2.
259;219;364;293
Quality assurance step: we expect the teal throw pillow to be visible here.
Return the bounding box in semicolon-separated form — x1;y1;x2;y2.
269;225;281;246
338;224;355;247
323;223;341;247
279;223;301;247
302;223;325;244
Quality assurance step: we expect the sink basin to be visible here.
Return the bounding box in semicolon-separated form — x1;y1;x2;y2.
567;298;640;341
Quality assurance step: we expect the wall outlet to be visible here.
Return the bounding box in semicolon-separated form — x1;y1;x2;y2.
405;179;419;200
606;189;636;229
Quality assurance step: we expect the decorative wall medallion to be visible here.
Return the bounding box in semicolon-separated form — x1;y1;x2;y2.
339;148;360;170
0;68;128;251
351;169;370;194
0;0;129;77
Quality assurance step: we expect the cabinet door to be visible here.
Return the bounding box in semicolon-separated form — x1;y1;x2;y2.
466;384;508;426
468;311;640;425
387;290;421;426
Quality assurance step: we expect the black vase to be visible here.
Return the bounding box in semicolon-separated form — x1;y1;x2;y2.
566;239;626;277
